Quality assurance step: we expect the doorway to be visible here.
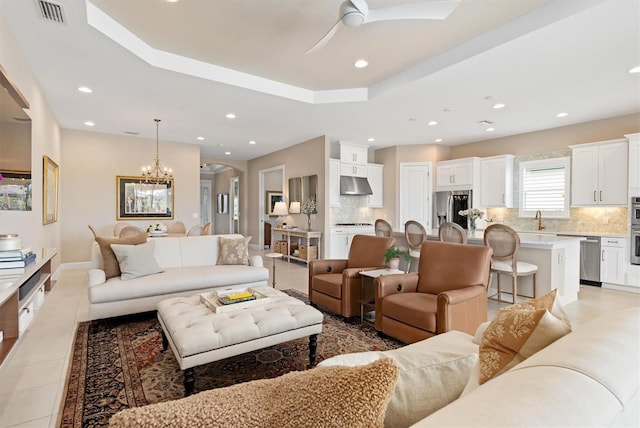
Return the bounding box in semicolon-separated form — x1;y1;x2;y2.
230;176;239;234
258;165;286;248
200;179;212;229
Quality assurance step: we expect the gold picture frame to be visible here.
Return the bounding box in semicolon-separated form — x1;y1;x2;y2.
265;190;283;215
43;155;59;224
116;175;174;220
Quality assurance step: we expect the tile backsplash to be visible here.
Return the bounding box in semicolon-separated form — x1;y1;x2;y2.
329;195;377;225
484;206;628;235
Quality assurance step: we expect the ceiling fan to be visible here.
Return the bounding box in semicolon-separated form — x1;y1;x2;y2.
306;0;461;54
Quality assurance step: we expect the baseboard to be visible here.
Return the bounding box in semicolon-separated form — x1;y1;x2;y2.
53;261;92;280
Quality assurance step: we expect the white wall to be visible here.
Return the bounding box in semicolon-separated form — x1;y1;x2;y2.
61;129;201;262
0;10;62;270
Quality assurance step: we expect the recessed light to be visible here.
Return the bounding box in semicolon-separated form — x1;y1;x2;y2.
84;121;95;127
367;138;375;142
224;151;231;155
166;0;179;3
556;112;568;118
196;136;205;141
78;86;92;93
629;66;640;73
428;121;438;126
249;140;257;145
486;127;495;132
492;103;506;109
354;59;368;68
435;138;443;142
225;113;236;119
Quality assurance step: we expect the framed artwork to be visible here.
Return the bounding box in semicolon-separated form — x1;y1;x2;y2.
42;156;58;224
117;175;174;220
0;170;32;212
265;190;283;215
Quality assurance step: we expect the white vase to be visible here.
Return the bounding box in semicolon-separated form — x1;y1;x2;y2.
386;258;400;270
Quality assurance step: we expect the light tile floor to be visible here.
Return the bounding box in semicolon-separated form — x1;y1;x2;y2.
1;250;638;427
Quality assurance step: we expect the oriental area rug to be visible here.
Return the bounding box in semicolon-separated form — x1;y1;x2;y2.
58;290;402;428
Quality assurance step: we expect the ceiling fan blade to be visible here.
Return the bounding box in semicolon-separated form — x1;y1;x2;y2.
366;0;461;24
349;0;369;15
305;19;342;54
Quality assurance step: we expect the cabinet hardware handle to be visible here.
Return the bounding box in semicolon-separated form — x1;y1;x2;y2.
453;174;456;183
593;190;597;201
601;250;605;262
599;190;603;202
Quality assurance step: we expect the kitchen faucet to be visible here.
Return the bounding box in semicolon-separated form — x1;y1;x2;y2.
535;210;545;231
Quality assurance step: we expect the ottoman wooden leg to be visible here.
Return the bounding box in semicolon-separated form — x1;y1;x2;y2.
161;331;168;352
308;334;318;367
184;368;195;397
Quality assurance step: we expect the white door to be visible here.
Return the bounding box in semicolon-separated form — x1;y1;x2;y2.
229;176;240;234
399;162;432;229
199;180;212;225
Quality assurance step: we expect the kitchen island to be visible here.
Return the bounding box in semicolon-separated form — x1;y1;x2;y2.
390;229;583;303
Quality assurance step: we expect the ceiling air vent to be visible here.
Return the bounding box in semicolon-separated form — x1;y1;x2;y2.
36;0;66;24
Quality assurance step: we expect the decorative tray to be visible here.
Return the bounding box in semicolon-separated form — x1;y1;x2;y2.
200;287;271;314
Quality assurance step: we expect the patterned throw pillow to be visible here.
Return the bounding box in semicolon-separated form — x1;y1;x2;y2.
95;234;147;279
109;358;400;428
217;236;252;265
479;290;571;384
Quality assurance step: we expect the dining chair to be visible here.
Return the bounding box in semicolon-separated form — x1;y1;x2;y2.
483;224;538;304
374;219;392;237
187;224;204;236
114;222;134;237
438;222;467;244
119;225;146;238
404;220;427;272
166;221;186;234
202;222;212;235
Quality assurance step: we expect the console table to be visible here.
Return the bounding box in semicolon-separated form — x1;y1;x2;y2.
0;248;57;366
272;228;322;264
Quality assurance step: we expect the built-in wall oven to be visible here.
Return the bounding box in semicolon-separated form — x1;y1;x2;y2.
631;197;640;265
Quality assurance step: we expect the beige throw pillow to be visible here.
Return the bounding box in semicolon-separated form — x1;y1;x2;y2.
95;234;147;279
479;289;571;384
110;241;163;280
217;236;251;265
108;358;400;428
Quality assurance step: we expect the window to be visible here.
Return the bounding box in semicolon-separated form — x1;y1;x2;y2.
519;157;570;218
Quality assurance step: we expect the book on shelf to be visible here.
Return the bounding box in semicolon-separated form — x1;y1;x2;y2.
0;252;36;269
0;247;33;260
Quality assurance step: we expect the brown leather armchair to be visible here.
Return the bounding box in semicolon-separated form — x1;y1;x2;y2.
309;235;395;318
375;240;492;344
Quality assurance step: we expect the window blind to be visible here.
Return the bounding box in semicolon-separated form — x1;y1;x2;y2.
519;157;570;218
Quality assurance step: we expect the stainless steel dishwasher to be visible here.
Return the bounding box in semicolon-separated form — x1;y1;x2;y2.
558;234;601;285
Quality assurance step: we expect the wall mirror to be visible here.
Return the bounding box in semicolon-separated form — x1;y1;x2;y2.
0;65;32;211
288;174;317;213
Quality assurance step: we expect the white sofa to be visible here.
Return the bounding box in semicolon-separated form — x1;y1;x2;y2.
320;307;640;427
88;234;269;320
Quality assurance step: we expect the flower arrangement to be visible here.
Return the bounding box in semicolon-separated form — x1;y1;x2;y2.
146;223;168;233
301;197;317;230
458;208;485;232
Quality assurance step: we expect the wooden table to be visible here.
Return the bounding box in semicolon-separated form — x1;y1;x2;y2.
272;228;322;264
358;268;404;324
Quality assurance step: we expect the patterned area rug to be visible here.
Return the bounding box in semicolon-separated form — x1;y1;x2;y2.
59;290;402;428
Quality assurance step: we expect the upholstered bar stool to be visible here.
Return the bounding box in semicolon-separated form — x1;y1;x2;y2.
438;222;467;244
483;224;538;304
404;220;427;272
375;219;393;237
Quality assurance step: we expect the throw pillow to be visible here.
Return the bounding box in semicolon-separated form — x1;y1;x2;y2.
217;236;251;265
95;234;147;279
108;358;400;428
319;350;478;428
479;289;571;384
110;241;163;281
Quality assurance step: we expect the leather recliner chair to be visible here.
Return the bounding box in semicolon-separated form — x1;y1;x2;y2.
309;235;395;318
375;240;492;344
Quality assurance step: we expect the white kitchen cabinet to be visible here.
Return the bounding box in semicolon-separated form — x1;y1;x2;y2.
329;226;375;259
480;155;514;207
329;159;341;208
627;133;640;193
601;237;627;286
367;163;383;207
340;163;367;177
570;139;628;206
436;158;480;191
340;142;368;165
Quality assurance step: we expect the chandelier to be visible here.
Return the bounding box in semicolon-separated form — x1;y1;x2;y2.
141;118;173;183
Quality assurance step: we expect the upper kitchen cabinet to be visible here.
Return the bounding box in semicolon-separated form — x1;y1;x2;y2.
626;133;640;193
436;157;480;191
570;139;628;206
367;163;383;208
329;159;341;208
480;155;514;207
340;141;368;177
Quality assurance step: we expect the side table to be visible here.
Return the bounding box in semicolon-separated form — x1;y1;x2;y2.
265;252;283;288
359;268;405;324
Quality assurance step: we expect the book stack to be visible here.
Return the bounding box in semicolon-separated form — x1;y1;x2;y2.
200;288;271;314
0;247;35;276
218;291;256;305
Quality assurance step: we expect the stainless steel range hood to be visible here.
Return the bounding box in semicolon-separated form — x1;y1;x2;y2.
340;176;373;195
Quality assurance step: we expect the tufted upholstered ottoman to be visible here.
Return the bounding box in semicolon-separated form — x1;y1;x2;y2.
157;286;324;395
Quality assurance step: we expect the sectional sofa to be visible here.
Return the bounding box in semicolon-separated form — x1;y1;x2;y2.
87;234;269;320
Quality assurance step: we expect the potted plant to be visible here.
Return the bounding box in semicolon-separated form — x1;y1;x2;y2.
383;246;410;270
